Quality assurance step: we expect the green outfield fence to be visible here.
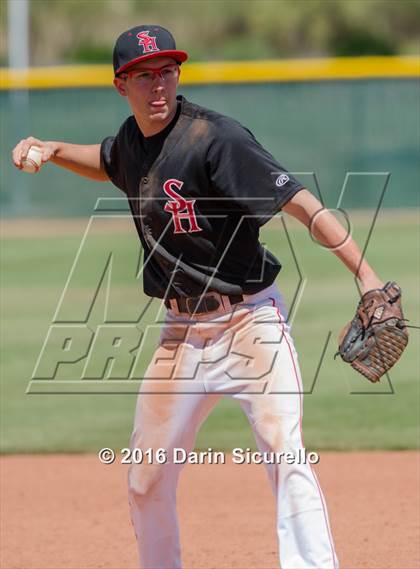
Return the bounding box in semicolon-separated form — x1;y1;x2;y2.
1;57;419;217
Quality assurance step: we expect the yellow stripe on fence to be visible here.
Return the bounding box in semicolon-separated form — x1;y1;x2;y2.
1;56;419;90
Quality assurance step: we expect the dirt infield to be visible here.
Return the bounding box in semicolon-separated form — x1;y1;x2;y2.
1;452;419;569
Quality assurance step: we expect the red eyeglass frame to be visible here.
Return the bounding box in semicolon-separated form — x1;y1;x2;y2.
121;63;180;80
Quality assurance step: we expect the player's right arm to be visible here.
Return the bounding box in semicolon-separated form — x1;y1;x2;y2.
12;136;109;182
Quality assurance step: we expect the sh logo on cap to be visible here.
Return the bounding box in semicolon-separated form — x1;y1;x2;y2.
137;31;159;54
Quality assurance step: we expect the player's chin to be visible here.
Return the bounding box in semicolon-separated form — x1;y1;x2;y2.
148;103;169;119
149;111;168;121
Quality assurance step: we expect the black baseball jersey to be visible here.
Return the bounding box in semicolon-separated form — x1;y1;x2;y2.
101;95;304;299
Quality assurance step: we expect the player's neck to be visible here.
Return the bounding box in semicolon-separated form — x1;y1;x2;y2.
135;107;177;138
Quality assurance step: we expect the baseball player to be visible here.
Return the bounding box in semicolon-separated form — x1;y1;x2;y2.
12;25;385;569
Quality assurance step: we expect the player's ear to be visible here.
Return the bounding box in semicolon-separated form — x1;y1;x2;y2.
114;77;128;97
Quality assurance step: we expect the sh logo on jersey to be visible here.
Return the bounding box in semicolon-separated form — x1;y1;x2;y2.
163;179;203;234
275;174;289;187
136;31;159;53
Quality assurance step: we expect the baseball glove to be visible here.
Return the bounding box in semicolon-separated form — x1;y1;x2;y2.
336;281;408;382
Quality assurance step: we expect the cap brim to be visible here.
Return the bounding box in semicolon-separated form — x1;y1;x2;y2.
115;50;188;75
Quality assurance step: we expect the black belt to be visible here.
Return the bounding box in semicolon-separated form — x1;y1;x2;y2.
165;293;244;315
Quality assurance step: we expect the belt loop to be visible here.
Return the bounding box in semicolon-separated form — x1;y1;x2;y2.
169;298;180;315
221;294;232;311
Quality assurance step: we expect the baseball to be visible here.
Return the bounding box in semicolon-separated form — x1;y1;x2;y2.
21;146;43;174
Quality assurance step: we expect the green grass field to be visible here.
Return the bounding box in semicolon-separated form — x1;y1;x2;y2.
1;212;419;453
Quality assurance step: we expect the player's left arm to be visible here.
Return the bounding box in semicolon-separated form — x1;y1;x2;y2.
282;189;383;294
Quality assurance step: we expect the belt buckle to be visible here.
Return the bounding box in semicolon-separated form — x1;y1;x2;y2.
186;293;221;314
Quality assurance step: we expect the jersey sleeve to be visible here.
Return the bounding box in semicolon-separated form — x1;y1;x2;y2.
100;132;127;193
206;120;304;225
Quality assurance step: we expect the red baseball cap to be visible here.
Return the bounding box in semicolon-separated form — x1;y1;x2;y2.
113;25;188;75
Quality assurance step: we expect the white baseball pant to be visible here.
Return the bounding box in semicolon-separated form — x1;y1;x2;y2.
128;283;339;569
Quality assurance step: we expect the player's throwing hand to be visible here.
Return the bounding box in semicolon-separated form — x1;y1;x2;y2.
12;137;57;170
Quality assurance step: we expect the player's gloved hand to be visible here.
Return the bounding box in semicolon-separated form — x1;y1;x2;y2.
12;137;57;170
336;281;409;382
